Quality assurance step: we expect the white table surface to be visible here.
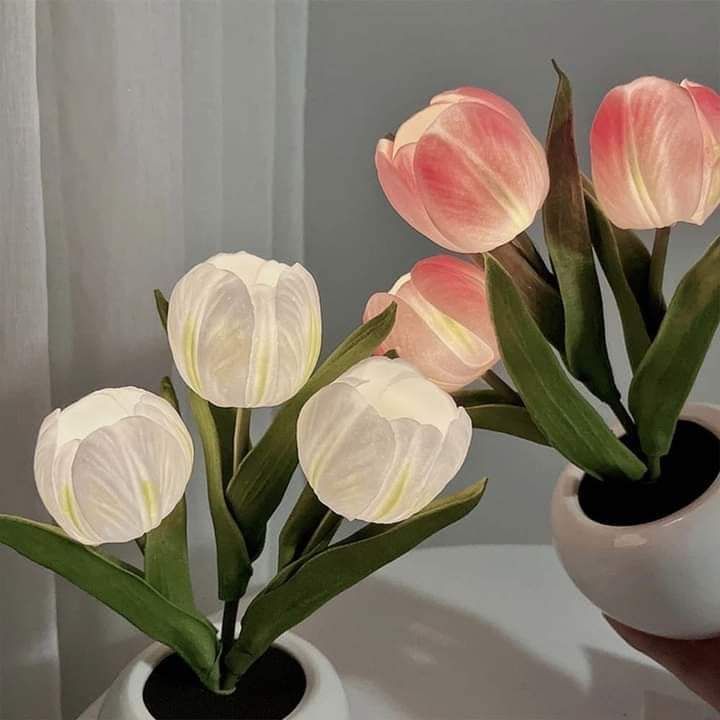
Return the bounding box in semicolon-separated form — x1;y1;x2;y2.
80;545;717;720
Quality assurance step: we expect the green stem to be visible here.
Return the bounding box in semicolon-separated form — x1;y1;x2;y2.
481;369;522;405
220;598;240;661
648;226;671;333
647;455;662;482
608;396;636;440
232;408;252;471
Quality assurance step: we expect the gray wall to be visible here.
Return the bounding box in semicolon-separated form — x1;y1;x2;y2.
303;0;720;545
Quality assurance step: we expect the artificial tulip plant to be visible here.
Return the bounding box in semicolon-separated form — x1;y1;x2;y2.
0;63;718;695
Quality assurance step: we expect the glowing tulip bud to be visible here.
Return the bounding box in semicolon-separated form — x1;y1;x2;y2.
590;76;720;229
167;252;322;408
33;387;193;546
376;87;550;253
297;357;472;523
363;256;499;392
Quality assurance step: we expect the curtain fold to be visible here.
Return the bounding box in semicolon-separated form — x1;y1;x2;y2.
2;1;308;717
0;1;62;718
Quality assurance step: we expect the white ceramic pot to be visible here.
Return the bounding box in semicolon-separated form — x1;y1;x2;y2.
552;403;720;640
98;631;349;720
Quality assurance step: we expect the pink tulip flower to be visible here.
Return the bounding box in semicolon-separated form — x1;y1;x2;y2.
590;76;720;229
363;255;499;391
375;87;550;254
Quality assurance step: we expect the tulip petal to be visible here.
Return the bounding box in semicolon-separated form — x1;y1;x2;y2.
133;392;194;467
297;382;395;520
70;417;192;545
590;77;704;229
361;419;444;523
393;103;449;156
375;140;451;249
410;255;498;356
364;293;486;391
416;409;473;510
54;389;144;446
168;263;254;408
271;264;322;404
244;283;281;407
414;102;549;252
431;87;528;128
682;80;720;224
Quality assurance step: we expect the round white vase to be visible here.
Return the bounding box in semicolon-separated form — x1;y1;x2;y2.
552;402;720;640
98;631;349;720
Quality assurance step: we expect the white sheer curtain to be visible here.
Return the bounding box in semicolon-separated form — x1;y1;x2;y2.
0;1;307;717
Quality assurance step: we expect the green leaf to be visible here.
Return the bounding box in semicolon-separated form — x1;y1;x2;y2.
452;389;509;407
583;186;652;371
226;303;397;560
225;480;487;679
582;175;654;335
485;244;565;351
487;256;646;481
465;404;549;446
629;238;720;459
0;515;220;689
543;62;619;406
511;232;557;287
144;499;196;613
188;390;252;601
278;484;341;570
208;404;237;488
154;289;169;331
143;379;196;611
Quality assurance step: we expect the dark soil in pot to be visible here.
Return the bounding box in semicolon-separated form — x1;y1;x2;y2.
578;419;720;526
143;646;306;720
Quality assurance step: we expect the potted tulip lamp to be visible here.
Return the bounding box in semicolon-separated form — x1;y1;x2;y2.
0;252;486;718
369;65;720;639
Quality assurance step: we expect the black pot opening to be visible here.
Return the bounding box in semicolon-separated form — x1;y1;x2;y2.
578;419;720;527
143;646;307;720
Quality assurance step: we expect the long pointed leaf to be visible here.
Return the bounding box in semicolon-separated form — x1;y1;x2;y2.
543;63;619;405
0;515;220;688
188;390;252;601
584;188;652;370
629;238;720;459
144;498;196;613
226;304;397;560
487;256;646;481
582;175;654;335
512;232;557;287
278;483;340;570
452;389;509;407
485;244;565;351
465;404;549;446
144;376;196;612
225;480;486;679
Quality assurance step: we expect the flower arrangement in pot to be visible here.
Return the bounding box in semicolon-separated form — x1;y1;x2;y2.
370;65;720;641
1;60;718;719
0;246;493;718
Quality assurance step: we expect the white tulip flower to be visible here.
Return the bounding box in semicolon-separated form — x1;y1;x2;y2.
34;387;193;545
297;357;472;523
167;252;322;408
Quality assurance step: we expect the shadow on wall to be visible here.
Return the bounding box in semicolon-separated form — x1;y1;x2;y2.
296;576;689;719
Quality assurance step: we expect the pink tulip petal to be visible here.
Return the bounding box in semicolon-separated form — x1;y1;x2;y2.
431;87;528;127
682;80;720;224
410;256;498;355
393;103;450;156
590;77;704;229
414;102;549;252
363;291;490;391
375;139;455;249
